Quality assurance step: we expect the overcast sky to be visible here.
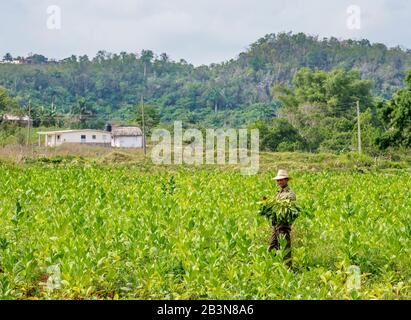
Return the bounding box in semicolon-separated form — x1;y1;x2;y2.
1;0;410;65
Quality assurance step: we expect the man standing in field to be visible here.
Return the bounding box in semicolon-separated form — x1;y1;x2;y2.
269;169;296;268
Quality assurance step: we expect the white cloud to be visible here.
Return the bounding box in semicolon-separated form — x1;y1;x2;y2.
0;0;410;65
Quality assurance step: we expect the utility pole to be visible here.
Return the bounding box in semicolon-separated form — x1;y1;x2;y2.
52;96;56;113
26;100;31;146
141;63;147;156
51;95;56;127
141;95;146;156
356;100;362;155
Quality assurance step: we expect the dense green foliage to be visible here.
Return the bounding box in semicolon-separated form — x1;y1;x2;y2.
1;32;410;152
2;33;411;127
0;88;24;145
253;67;411;153
0;87;19;115
377;71;411;148
249;119;306;152
0;164;410;299
274;68;373;117
269;68;377;153
258;198;301;225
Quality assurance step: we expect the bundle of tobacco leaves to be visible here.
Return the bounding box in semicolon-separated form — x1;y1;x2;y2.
257;198;301;225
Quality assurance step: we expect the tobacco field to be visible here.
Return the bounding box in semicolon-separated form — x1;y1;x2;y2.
0;163;410;299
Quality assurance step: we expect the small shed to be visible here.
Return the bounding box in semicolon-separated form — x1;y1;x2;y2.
111;126;143;148
2;114;33;126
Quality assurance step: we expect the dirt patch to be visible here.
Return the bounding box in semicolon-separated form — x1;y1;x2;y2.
101;151;134;163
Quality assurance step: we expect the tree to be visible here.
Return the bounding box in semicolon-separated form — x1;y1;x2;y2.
70;97;95;128
0;87;19;115
377;70;411;148
140;50;154;66
352;108;382;155
159;53;169;62
273;68;373;118
272;68;376;152
32;105;58;127
1;32;411;130
249;119;305;151
29;54;48;64
0;87;21;146
79;55;90;63
135;104;160;134
93;50;110;63
3;53;13;61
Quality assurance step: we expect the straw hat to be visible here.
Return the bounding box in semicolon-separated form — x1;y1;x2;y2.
272;169;290;180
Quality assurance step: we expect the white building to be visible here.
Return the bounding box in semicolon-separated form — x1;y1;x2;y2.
0;60;21;64
37;129;111;147
111;127;143;148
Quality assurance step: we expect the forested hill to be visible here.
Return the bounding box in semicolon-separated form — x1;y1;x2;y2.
1;32;411;126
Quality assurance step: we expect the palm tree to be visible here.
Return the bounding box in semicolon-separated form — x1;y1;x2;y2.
71;97;94;128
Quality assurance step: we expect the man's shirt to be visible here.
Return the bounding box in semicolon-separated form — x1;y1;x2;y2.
275;186;296;201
